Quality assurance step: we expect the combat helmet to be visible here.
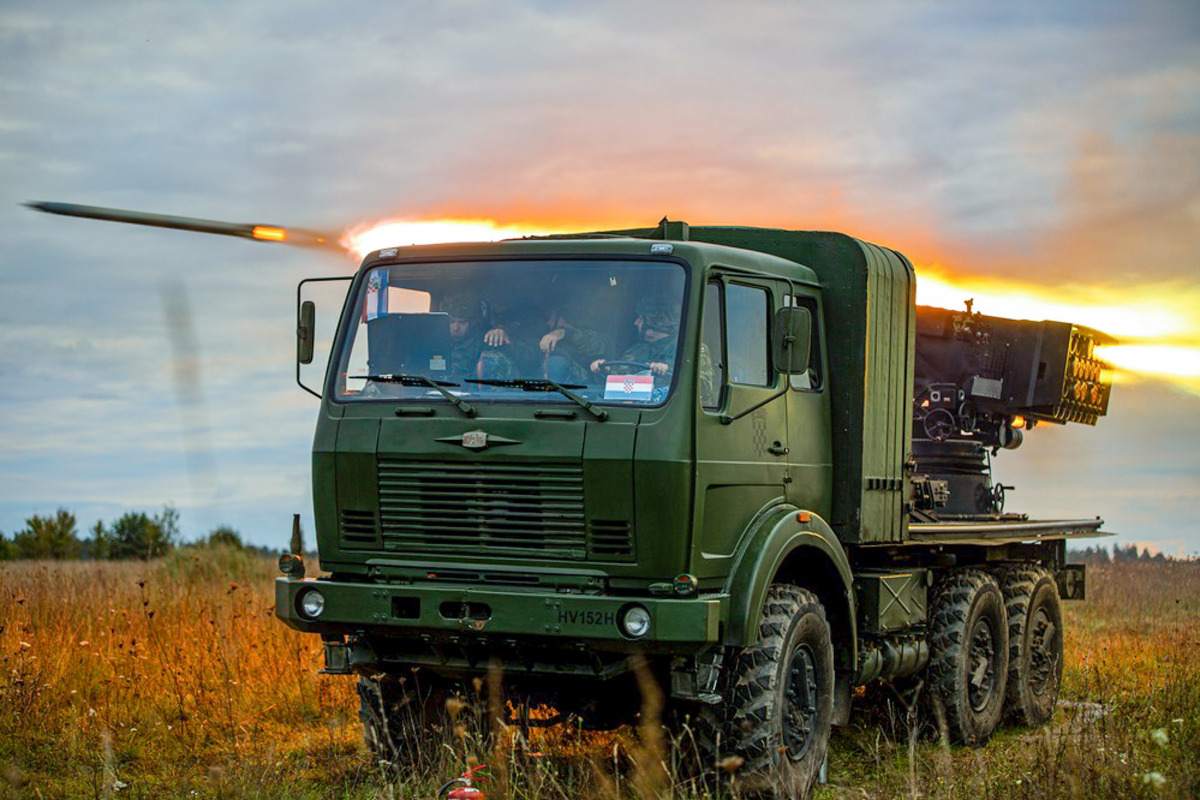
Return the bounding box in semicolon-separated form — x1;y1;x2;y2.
636;295;680;335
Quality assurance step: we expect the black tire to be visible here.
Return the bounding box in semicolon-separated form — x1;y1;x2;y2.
927;569;1009;746
357;671;447;769
725;584;834;798
1000;565;1064;726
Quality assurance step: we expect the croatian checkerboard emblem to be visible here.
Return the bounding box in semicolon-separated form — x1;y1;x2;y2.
604;374;654;401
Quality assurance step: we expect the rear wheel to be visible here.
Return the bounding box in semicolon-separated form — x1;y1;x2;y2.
725;584;833;798
1000;566;1064;726
927;569;1008;745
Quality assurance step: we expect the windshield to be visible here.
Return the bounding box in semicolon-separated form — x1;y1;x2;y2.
332;259;687;407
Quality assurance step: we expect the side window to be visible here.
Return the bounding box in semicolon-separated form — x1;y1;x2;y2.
726;283;770;386
701;282;725;409
785;294;823;391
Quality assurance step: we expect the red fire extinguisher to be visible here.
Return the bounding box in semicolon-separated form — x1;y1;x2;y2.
440;764;488;799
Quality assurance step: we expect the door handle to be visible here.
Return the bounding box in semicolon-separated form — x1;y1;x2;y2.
768;442;789;456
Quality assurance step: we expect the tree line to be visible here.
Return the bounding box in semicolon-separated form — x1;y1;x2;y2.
0;507;260;561
1067;543;1192;565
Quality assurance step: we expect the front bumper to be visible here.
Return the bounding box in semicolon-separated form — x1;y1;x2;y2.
275;576;728;648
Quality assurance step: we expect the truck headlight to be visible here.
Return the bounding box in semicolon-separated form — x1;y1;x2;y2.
620;604;651;639
299;589;326;619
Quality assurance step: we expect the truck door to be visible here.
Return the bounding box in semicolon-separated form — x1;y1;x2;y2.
692;276;790;580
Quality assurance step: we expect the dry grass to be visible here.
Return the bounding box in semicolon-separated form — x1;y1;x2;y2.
823;562;1200;800
0;549;363;798
1;555;1196;799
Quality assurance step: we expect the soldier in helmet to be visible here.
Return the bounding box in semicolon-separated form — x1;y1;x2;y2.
591;295;714;402
591;295;680;379
440;293;486;378
441;291;520;380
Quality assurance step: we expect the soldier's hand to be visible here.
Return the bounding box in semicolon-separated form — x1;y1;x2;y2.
484;327;510;347
540;329;566;353
650;362;669;375
590;359;606;373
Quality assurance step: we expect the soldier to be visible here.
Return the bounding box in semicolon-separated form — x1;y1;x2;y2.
439;293;486;378
441;291;528;381
591;296;715;403
590;295;680;379
540;308;611;385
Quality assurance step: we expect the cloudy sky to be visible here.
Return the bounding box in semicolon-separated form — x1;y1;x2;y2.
2;1;1198;554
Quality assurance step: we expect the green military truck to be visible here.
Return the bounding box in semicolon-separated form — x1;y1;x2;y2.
276;219;1111;795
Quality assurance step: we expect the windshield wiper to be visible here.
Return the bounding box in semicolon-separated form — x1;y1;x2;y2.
364;374;476;418
465;378;608;421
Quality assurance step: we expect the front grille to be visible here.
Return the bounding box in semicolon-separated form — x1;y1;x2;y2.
377;460;587;559
588;520;635;560
340;510;379;548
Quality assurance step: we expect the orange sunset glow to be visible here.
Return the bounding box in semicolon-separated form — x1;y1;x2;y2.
341;218;564;257
341;217;1200;396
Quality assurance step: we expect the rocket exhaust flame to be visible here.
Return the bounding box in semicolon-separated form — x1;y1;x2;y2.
340;218;561;258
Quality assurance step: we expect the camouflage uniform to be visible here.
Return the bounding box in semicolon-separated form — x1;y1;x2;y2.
545;324;610;385
620;336;678;372
611;297;714;402
449;334;483;379
441;294;485;378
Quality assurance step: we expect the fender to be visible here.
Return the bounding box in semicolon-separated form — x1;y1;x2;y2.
723;503;857;671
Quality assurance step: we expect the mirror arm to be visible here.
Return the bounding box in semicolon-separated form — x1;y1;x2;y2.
719;384;789;425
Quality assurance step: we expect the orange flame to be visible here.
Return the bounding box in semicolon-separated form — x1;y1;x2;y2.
251;225;287;243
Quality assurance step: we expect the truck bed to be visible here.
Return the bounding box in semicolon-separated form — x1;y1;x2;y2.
906;517;1105;546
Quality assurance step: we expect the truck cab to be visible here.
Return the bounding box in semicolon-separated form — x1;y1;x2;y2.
278;233;837;678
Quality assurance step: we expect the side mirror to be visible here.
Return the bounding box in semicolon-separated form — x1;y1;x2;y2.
772;306;812;375
298;300;315;365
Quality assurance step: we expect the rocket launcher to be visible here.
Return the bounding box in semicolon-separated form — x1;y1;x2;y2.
914;304;1115;446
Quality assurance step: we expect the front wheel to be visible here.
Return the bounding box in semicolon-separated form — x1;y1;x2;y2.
726;584;834;798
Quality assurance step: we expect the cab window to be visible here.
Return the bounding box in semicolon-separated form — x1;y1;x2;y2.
701;282;725;408
725;283;770;386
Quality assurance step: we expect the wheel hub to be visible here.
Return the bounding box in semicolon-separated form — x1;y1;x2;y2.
967;618;996;712
783;643;819;760
1027;608;1057;696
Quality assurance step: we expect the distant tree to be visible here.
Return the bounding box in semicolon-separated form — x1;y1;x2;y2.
0;531;12;561
11;509;81;560
95;506;180;560
205;525;245;549
1113;544;1138;563
86;519;112;560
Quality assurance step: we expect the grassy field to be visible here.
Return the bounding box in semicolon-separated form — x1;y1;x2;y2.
1;552;1196;799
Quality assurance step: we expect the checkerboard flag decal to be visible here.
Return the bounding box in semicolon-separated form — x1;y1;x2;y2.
604;374;654;401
